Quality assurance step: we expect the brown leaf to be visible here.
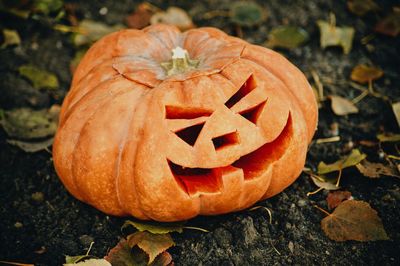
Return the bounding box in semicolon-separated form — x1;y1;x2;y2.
356;159;399;178
321;200;389;241
350;64;383;84
347;0;379;17
125;3;155;29
326;191;352;210
150;7;194;31
127;231;174;264
329;95;359;116
374;8;400;37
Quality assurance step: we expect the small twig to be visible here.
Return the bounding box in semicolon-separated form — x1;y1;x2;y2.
316;136;341;144
313;205;331;216
85;241;94;256
249;206;273;224
306;187;323;196
183;226;209;233
269;240;281;256
351;90;369;104
335;168;343;187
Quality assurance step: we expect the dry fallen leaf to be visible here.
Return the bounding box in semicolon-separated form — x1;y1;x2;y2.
347;0;379;17
122;220;185;234
19;64;59;90
321;200;389;241
229;1;267;27
350;64;383;84
374;8;400;37
310;174;340;191
318;149;367;175
73;20;125;46
0;105;60;139
265;26;309;49
356;159;399;178
326;191;352;210
1;29;21;49
125;2;156;29
150;7;194;31
7;138;54;153
392;102;400;128
64;259;111;266
329;95;359;116
317;19;355;54
127;231;174;264
105;238;173;266
377;133;400;142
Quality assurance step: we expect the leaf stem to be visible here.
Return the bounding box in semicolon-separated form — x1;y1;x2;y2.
313;204;331;216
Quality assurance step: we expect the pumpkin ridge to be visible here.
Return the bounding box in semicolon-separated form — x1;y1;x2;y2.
115;90;153;219
68;87;137;204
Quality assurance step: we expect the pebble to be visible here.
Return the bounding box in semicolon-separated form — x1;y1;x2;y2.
297;199;307;207
99;7;108;15
288;241;294;253
32;192;44;202
14;222;23;228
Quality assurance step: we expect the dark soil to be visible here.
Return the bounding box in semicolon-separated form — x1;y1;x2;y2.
1;0;399;265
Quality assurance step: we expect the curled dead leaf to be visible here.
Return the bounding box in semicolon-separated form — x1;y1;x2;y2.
356;159;399;178
347;0;379;17
374;8;400;37
350;64;383;84
125;2;156;29
321;200;389;241
326;191;352;210
329;95;359;116
150;7;194;31
317;19;355;54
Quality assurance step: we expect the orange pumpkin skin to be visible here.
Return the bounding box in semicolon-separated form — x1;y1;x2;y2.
53;24;317;221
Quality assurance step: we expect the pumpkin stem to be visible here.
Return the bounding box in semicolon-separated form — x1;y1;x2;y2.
161;47;199;76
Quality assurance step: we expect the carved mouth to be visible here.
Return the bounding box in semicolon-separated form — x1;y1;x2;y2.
168;114;292;196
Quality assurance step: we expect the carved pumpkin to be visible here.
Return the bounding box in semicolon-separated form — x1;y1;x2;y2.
53;24;317;221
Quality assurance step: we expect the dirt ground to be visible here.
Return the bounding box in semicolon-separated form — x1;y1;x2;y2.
0;0;399;265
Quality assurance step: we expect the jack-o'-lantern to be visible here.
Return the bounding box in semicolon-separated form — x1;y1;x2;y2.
53;24;317;221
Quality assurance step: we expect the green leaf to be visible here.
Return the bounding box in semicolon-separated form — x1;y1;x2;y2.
266;26;309;49
377;133;400;142
0;105;60;139
1;29;21;49
127;231;174;264
18;64;59;90
33;0;63;15
318;149;367;174
73;20;125;47
317;20;355;54
230;1;267;27
122;220;185;234
347;0;379;17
